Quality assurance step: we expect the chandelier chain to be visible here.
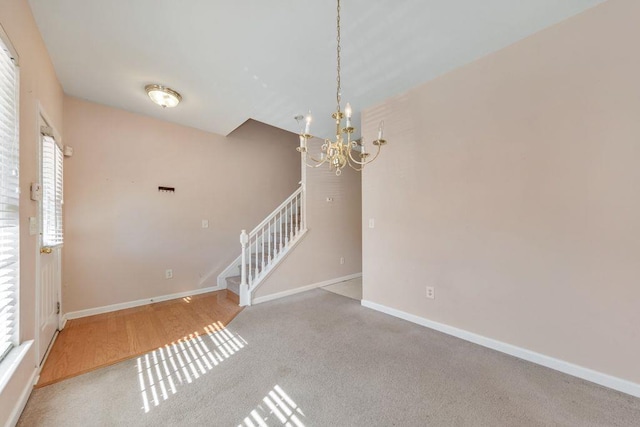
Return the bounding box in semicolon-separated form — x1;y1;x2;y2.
336;0;341;112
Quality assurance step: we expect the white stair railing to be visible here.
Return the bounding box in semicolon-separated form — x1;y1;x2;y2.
238;186;306;306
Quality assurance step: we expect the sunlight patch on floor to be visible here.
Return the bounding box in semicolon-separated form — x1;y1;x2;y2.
136;320;247;413
239;385;306;427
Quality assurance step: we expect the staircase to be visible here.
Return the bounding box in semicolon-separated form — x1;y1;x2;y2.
219;186;307;306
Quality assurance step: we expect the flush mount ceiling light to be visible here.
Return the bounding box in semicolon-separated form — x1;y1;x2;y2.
145;84;182;108
297;0;387;176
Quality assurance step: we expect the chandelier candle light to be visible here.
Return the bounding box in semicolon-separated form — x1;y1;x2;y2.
297;0;387;176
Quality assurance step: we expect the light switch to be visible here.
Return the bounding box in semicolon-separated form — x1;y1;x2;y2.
29;217;38;235
202;220;209;229
368;218;375;228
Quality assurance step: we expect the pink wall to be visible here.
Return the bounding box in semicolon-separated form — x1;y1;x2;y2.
362;0;640;386
62;97;300;312
255;141;363;298
0;0;64;423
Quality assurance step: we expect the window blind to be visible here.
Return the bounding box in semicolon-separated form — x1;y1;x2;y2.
42;135;63;247
0;35;19;362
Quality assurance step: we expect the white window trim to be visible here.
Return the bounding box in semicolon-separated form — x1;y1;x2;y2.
0;23;21;369
0;341;32;395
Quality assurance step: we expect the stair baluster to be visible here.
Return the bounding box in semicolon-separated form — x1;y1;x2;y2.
267;222;272;264
229;186;306;306
240;230;247;288
279;212;282;249
290;199;295;241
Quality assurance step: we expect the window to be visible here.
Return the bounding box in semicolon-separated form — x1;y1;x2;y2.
41;134;63;247
0;33;19;362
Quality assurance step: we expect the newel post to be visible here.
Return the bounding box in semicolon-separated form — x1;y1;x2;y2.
239;230;250;306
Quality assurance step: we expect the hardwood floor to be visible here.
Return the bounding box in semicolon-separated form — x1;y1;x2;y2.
37;290;242;387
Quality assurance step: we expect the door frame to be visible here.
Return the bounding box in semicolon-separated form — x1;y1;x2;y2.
34;103;63;368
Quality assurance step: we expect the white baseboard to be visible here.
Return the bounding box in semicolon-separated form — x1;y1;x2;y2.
34;329;60;386
247;229;309;301
64;286;223;320
252;273;363;305
3;342;36;427
361;300;640;399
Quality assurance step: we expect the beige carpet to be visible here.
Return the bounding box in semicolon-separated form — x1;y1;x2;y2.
19;289;640;426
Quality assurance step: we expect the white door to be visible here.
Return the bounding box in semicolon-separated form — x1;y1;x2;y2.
38;245;60;363
37;125;63;364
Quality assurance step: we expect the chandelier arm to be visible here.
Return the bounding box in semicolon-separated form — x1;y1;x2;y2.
305;155;327;165
302;153;328;167
310;159;329;168
312;161;329;168
346;161;365;172
302;137;330;164
347;143;382;166
365;144;383;164
346;148;363;167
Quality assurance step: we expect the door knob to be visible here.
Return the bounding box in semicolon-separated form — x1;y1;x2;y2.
40;247;52;254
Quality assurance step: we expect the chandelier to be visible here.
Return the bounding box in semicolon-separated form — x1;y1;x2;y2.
297;0;387;176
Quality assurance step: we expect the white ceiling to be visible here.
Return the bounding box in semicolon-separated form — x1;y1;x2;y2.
29;0;604;139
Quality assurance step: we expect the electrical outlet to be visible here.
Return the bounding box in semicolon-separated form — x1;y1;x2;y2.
340;257;345;265
166;269;173;279
426;286;435;299
368;218;375;228
202;219;209;228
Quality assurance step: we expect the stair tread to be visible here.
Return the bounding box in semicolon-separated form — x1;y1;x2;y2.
226;225;306;299
226;275;241;295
